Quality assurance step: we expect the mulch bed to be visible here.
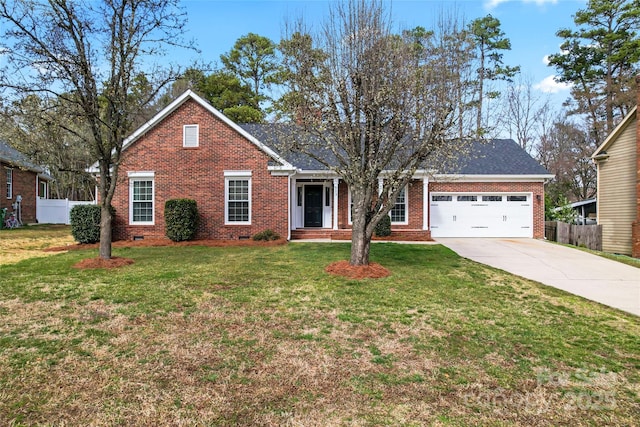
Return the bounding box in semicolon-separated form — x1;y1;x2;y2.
72;257;135;269
325;260;391;279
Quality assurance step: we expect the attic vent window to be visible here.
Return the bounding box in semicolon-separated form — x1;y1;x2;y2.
183;124;199;148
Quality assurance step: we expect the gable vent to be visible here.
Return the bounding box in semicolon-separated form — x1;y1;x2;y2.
183;124;199;148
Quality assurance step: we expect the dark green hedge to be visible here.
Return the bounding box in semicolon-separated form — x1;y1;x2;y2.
70;204;102;243
165;199;198;242
374;215;392;237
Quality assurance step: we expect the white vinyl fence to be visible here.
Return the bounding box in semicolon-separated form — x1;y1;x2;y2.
37;198;95;225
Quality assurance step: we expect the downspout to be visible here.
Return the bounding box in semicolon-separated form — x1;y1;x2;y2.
287;171;295;241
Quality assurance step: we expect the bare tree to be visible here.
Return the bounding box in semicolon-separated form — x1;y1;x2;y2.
280;0;474;265
536;115;597;204
0;95;96;200
500;74;551;154
0;0;194;259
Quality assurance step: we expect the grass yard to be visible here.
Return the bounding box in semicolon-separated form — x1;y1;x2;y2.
0;225;74;266
0;228;638;426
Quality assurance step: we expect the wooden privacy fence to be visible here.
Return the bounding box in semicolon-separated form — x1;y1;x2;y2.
545;221;602;251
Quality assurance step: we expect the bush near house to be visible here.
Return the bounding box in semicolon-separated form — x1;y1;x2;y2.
252;229;281;241
69;204;102;243
165;199;198;242
375;215;391;237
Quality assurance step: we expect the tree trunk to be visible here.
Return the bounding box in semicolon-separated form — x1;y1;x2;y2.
350;223;371;266
99;201;113;260
350;191;373;266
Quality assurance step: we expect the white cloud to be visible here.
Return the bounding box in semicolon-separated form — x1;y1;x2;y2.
534;75;572;93
484;0;558;10
542;55;551;65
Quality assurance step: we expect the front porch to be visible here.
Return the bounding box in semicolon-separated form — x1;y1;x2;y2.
290;175;431;241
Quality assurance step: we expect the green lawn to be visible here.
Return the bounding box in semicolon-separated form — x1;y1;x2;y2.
0;233;638;426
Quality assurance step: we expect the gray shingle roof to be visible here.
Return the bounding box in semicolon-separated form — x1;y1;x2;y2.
240;124;550;176
0;141;52;179
437;139;551;175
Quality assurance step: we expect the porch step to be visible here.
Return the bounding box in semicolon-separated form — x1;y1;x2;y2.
291;229;333;240
290;229;432;241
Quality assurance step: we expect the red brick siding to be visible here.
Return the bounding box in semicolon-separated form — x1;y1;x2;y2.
113;99;289;241
336;179;425;230
429;181;545;238
0;163;37;224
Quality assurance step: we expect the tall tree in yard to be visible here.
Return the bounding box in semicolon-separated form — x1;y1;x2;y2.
468;14;520;134
280;0;474;266
220;33;281;113
0;0;193;259
548;0;640;141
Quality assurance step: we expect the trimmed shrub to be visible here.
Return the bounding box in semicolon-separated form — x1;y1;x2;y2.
375;215;392;237
253;229;281;241
165;199;198;242
70;204;102;243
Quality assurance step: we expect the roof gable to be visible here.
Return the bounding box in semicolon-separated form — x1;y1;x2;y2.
593;106;637;157
122;90;293;169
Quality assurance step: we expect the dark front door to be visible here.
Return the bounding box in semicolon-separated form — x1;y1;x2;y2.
304;185;323;227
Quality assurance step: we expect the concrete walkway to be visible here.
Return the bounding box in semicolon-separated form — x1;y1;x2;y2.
436;238;640;316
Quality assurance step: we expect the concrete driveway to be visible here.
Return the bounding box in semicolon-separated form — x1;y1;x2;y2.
436;238;640;316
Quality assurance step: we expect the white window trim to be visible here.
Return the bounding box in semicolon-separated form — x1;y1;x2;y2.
348;185;409;225
347;188;353;225
183;124;199;148
225;171;252;225
6;168;12;199
390;186;409;225
128;172;155;225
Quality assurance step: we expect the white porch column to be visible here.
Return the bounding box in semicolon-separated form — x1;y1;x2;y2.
333;178;339;230
422;176;429;230
288;175;294;239
378;177;383;194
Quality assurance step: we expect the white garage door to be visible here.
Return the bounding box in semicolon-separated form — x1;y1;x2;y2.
430;193;533;237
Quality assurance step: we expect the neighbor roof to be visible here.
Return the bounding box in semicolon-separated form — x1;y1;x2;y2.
240;124;550;176
0;141;52;179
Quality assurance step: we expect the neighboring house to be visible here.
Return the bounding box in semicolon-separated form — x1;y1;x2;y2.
592;77;640;257
111;90;552;242
0;141;52;224
553;198;597;225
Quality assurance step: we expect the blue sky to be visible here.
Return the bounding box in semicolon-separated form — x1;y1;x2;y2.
180;0;586;108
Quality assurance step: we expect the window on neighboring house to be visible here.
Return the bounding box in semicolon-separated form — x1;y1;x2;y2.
225;172;251;224
129;173;155;225
390;186;407;224
183;124;199;148
6;168;12;199
39;180;47;198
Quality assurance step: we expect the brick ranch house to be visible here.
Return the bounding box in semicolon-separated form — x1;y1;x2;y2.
109;90;552;241
1;141;52;224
